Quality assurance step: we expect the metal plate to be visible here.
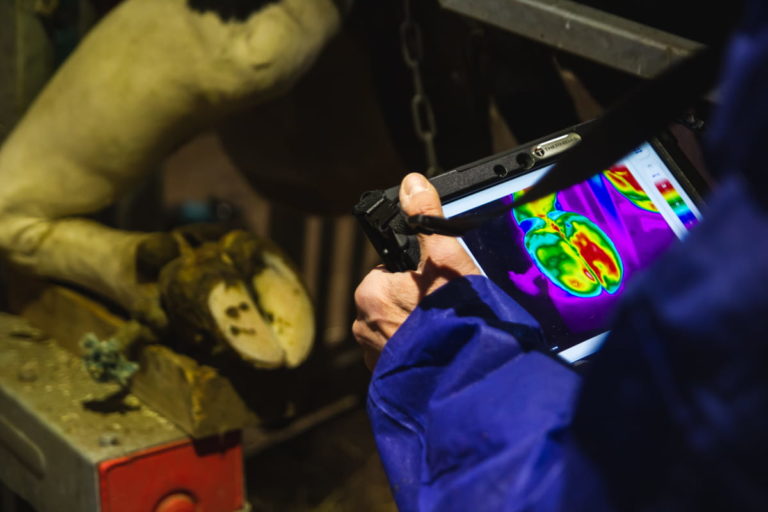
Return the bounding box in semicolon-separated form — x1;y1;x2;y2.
439;0;704;77
0;314;184;511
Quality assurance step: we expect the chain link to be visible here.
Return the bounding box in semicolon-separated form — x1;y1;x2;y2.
400;0;441;177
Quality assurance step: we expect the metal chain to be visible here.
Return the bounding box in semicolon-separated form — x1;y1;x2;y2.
400;0;442;177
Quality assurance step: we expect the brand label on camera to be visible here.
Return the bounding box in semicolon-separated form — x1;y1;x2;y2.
531;133;582;160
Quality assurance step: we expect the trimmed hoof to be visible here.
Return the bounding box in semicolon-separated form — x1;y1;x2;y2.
159;230;314;368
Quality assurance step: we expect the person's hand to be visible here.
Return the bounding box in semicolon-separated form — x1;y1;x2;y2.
353;173;481;369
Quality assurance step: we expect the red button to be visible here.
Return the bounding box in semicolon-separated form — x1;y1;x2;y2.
154;493;197;512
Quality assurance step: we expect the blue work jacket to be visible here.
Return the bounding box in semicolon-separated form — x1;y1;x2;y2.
368;2;768;510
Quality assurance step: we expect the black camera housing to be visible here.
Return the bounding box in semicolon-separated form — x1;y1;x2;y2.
354;122;707;272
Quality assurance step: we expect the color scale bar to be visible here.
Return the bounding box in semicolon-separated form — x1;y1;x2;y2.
654;179;697;229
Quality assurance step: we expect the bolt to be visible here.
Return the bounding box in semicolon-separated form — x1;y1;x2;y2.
124;395;141;409
98;433;120;447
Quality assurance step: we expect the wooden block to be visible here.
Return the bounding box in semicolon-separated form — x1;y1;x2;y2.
133;344;256;438
6;273;123;355
5;272;256;438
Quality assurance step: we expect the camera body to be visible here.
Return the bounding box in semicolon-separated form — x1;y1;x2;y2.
353;124;591;271
354;122;708;364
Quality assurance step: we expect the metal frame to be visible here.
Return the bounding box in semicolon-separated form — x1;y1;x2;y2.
439;0;703;78
0;313;246;512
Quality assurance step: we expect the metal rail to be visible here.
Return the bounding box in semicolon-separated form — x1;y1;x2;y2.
439;0;704;78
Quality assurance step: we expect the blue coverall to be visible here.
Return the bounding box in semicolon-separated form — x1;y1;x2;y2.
368;3;768;510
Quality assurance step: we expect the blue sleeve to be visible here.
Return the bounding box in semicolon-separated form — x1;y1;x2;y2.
572;162;768;512
367;276;610;512
571;6;768;506
368;4;768;509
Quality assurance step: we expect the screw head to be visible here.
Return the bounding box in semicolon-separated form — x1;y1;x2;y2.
98;433;120;447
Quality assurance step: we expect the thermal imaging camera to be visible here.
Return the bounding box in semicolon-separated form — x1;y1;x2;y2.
354;123;707;363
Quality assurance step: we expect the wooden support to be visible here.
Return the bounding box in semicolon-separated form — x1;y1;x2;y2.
133;344;255;437
4;270;370;444
5;271;256;438
6;274;122;354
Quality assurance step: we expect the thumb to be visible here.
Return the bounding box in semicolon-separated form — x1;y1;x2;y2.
399;173;464;269
400;172;443;218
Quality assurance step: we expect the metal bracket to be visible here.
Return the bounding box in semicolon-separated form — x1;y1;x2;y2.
439;0;704;77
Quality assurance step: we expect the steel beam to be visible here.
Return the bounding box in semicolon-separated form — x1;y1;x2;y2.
439;0;704;78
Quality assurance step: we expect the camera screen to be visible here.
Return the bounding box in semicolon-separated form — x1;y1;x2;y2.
442;142;701;363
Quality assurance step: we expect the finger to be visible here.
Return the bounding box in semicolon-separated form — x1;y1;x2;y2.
355;268;421;323
399;172;467;269
400;172;444;217
363;346;380;371
352;318;388;352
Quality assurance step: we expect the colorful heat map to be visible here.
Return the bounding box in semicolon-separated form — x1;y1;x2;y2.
457;156;696;352
512;191;623;298
510;165;697;298
604;165;658;212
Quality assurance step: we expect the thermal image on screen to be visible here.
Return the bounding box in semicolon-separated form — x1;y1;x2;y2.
511;190;624;298
604;165;658;212
457;164;689;353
